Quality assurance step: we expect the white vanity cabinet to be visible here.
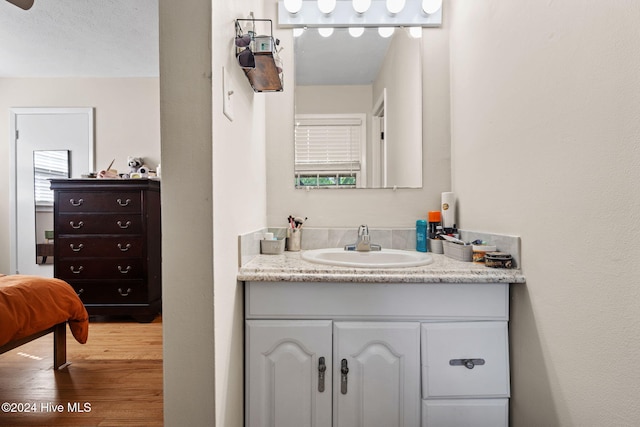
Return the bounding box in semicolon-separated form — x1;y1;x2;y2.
245;281;511;427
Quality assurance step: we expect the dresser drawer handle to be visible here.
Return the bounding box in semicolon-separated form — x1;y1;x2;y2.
69;243;84;252
117;243;132;252
117;288;132;297
117;220;132;229
450;358;486;369
118;265;132;274
69;266;84;274
69;198;84;207
70;221;84;229
76;288;84;297
117;198;131;207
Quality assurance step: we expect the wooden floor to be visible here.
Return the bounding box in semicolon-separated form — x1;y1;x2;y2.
0;316;163;426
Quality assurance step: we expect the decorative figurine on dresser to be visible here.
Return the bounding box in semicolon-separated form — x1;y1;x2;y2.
50;179;161;322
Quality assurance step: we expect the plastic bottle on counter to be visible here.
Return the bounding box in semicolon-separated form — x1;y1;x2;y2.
416;220;428;252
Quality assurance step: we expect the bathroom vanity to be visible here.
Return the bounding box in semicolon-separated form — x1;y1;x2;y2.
238;251;525;427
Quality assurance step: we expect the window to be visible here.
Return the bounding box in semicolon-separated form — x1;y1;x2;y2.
294;114;366;188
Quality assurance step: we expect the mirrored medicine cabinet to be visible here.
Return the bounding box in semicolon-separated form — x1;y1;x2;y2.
293;27;423;189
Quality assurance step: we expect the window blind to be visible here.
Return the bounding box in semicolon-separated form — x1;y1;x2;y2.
34;151;69;206
295;116;362;169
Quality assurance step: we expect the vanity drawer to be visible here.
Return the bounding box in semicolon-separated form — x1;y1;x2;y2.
57;258;144;280
422;399;508;427
56;191;142;213
421;322;510;398
57;236;144;258
70;281;148;304
56;213;143;235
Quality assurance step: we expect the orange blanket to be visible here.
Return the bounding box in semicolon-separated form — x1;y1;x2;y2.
0;275;89;347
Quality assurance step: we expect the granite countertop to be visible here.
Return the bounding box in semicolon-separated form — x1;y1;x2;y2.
238;251;526;284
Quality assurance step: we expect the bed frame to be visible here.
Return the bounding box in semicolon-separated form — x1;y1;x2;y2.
0;322;67;369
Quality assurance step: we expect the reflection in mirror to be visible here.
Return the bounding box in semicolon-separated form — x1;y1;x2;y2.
33;150;70;264
294;27;422;189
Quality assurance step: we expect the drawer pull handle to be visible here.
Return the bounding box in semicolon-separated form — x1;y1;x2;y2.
117;198;131;207
450;358;486;369
118;265;132;274
318;357;327;392
118;287;132;297
70;221;84;229
117;220;132;229
69;266;84;274
69;198;83;207
340;359;349;395
69;243;84;252
118;243;132;252
76;288;84;297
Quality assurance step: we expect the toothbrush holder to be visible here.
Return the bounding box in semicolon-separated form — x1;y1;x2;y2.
286;228;302;252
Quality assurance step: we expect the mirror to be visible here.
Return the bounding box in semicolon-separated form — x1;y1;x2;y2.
33;150;70;264
294;27;422;189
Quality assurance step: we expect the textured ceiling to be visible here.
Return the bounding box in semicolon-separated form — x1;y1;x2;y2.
0;0;158;77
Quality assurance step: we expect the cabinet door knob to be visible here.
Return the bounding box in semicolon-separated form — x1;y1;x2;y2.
117;243;131;252
341;359;349;394
69;198;84;207
69;221;84;229
117;198;131;207
449;358;486;369
318;357;326;393
69;243;84;252
117;220;132;229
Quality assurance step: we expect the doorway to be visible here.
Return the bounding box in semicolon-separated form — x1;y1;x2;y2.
10;107;94;276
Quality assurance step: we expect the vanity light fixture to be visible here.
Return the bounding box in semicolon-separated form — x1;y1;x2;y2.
352;0;372;14
283;0;303;14
293;27;305;37
378;27;395;38
317;0;337;14
385;0;406;15
348;26;365;37
421;0;442;14
277;0;442;28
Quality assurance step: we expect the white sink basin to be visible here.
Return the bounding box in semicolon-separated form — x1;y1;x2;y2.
301;248;434;268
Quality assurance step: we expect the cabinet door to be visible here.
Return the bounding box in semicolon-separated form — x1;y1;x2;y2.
334;322;420;427
246;320;332;427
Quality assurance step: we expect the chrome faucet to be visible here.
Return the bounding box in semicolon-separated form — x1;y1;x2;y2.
344;225;382;252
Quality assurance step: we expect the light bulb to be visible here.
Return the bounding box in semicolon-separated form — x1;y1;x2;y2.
378;27;395;38
348;27;365;37
352;0;371;14
317;0;336;14
283;0;303;14
318;27;334;37
421;0;442;14
409;27;422;38
386;0;405;15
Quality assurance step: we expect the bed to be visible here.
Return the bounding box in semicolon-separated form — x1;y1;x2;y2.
0;274;89;369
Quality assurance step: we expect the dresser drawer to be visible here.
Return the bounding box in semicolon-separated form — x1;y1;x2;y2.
421;322;510;398
56;191;142;213
57;259;145;280
57;213;142;234
71;281;148;304
58;236;144;258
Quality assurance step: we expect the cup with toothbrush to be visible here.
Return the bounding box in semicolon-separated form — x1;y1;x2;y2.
286;215;306;251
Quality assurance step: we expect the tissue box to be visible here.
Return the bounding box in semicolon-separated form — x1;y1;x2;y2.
443;241;473;262
260;239;285;255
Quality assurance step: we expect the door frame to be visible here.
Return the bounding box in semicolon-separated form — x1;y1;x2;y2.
9;107;94;274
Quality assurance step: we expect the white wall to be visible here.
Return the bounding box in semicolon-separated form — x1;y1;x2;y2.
0;78;160;274
448;1;640;425
266;18;451;228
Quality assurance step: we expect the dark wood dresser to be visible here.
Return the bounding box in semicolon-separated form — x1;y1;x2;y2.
50;179;161;322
